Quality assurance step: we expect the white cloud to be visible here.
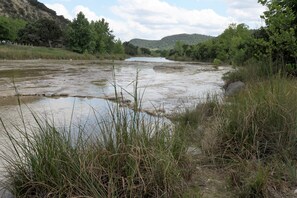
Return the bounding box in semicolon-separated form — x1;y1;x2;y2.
45;0;267;41
224;0;266;28
45;3;73;19
111;0;234;41
73;5;100;21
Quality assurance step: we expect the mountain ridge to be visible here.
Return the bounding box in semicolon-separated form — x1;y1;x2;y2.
0;0;69;26
129;33;213;50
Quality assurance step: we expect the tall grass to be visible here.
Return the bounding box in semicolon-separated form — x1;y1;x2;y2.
219;77;297;161
177;74;297;196
222;58;276;88
1;74;190;197
208;76;297;196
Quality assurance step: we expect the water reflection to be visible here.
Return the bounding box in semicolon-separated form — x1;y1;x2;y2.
125;57;173;62
0;97;169;140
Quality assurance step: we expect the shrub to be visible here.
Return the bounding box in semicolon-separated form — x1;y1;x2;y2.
213;58;222;66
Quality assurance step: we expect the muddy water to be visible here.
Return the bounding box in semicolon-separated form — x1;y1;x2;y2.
0;58;230;193
0;58;230;143
0;58;229;114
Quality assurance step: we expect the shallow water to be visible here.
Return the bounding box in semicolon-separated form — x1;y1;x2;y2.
125;57;174;62
0;59;229;115
0;58;230;154
0;58;230;194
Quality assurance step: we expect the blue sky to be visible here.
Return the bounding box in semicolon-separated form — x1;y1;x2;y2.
39;0;266;41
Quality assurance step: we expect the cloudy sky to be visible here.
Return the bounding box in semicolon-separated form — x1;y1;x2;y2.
39;0;266;41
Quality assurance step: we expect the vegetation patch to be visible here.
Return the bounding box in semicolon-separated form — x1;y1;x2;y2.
2;81;192;197
0;45;96;60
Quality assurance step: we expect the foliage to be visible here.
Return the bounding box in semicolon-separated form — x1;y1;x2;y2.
168;23;253;64
123;42;138;56
123;42;151;56
213;58;222;66
112;39;125;54
258;0;297;74
66;12;93;53
18;18;63;47
91;19;115;54
66;12;124;55
0;22;9;41
0;16;26;41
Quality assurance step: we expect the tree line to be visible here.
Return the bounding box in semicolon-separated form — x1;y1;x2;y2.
0;12;125;55
1;0;296;69
166;0;297;75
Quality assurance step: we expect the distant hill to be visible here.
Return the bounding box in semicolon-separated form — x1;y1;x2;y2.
0;0;69;26
129;34;213;50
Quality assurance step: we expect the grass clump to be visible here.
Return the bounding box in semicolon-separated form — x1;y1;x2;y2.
219;77;297;160
222;59;276;88
175;75;297;196
1;79;190;197
207;77;297;196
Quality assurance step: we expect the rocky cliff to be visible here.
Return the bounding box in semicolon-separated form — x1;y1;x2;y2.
0;0;69;25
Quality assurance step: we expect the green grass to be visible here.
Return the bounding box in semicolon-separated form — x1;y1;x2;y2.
219;77;297;160
175;75;297;196
1;76;191;197
0;45;96;60
217;77;297;196
0;45;128;60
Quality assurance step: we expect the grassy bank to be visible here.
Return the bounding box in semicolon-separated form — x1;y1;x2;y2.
175;64;297;197
0;45;127;60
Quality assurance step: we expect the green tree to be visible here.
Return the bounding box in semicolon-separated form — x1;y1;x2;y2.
112;39;125;54
174;41;184;56
0;22;9;41
67;12;93;53
91;19;115;54
123;42;138;56
259;0;297;66
229;24;252;65
18;19;62;47
0;16;26;42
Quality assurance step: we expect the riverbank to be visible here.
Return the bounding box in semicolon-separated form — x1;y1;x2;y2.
178;64;297;197
0;45;127;60
1;58;296;197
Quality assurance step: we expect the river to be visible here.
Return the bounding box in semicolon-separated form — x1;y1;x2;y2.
0;58;230;195
0;57;230;138
0;57;229;119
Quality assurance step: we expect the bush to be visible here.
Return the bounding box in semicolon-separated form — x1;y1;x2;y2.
213;58;222;66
